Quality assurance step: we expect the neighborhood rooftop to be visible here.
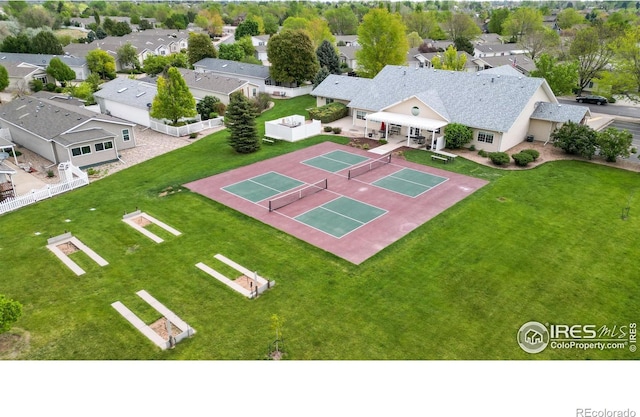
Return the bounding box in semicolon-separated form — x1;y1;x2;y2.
93;78;157;110
193;58;271;79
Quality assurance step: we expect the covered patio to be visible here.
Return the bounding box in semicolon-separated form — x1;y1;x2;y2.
364;112;448;151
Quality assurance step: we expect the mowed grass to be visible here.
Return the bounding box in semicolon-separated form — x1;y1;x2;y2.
0;95;638;360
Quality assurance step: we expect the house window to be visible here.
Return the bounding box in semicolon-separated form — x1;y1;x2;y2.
252;88;257;97
356;110;367;120
95;141;113;152
410;127;421;136
122;129;130;141
326;98;334;104
477;131;494;144
71;145;91;157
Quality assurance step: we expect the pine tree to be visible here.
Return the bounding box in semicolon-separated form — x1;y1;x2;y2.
149;67;196;125
316;40;341;74
225;91;260;154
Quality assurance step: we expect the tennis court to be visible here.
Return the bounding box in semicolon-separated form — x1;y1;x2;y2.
185;142;488;264
295;196;386;238
302;150;369;173
372;168;448;198
222;172;305;203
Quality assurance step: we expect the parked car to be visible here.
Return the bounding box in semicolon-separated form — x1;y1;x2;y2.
576;95;608;105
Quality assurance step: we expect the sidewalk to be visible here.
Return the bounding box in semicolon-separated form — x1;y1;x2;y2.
3;160;47;195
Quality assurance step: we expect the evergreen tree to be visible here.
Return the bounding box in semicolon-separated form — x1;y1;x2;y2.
225;91;260;154
46;57;76;86
149;66;196;125
316;40;341;74
0;65;9;92
187;32;217;66
31;31;63;55
313;66;330;88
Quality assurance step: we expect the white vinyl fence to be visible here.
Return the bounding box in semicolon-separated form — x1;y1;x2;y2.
149;117;224;137
0;162;89;215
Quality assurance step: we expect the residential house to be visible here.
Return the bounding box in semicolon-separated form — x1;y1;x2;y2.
93;77;157;127
0;91;136;168
311;65;589;153
174;68;260;104
407;48;476;72
3;62;51;92
471;54;536;75
473;43;528;58
335;35;358;47
338;46;360;72
0;52;89;81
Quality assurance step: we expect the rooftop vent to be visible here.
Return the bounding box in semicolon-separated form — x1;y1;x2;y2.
117;88;128;93
136;92;146;97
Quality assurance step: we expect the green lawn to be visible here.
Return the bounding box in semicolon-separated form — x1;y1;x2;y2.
0;95;637;360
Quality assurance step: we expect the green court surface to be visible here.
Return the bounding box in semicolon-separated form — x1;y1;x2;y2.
295;196;386;238
302;150;369;173
222;172;304;202
373;168;448;197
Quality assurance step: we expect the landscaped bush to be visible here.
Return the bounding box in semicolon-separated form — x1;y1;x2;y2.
44;83;57;92
478;149;488;157
308;102;348;123
631;147;637;154
332;127;342;134
213;102;226;116
512;152;534;166
251;92;271;113
30;79;43;92
324;126;333;132
520;149;540;160
489;152;510;166
444;122;473;149
378;139;388;145
469;144;476;151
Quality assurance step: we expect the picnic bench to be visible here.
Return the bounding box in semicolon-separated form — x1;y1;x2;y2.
431;155;448;163
434;150;457;162
263;136;277;144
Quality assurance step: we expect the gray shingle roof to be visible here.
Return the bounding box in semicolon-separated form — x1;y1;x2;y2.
530;102;589;123
315;65;549;133
93;77;157;110
193;58;270;79
310;74;373;102
0;52;86;68
176;68;249;94
0;91;132;144
56;128;115;146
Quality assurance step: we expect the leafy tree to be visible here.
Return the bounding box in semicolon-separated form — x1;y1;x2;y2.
165;13;188;30
86;49;116;80
569;25;615;93
236;36;255;58
195;9;224;36
267;29;319;84
112;21;132;37
235;19;260;40
149;66;196;125
443;13;481;42
312;66;330;88
316;39;340;74
404;10;440;39
1;33;31;53
0;65;9;92
138;19;153;31
520;26;559;61
0;294;22;334
46;57;75;87
102;17;115;35
607;26;640;101
551;121;598;159
263;13;279;35
95;26;107;40
407;32;423;48
324;5;359;36
444;122;473;149
18;5;54;28
502;7;543;43
432;45;467;71
225;91;260;154
117;43;139;71
556;8;584;29
196;95;222;120
219;43;245;62
356;8;408;78
187;32;217;66
488;8;510;34
304;17;336;48
530;54;579;96
597;128;632;162
31;31;63;55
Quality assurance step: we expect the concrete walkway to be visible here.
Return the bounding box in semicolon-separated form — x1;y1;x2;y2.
2;160;47;195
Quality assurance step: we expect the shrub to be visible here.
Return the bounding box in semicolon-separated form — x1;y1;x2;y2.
30;79;44;92
189;132;198;139
308;102;348;123
252;92;271;113
631;147;637;154
478;149;488;157
44;83;57;92
8;150;22;157
332;127;342;134
489;152;510;166
209;112;218;119
469;144;476;151
46;169;55;178
378;139;388;145
362;144;369;150
520;149;539;160
512;152;534;166
86;168;98;176
213;102;226;116
324;126;333;132
444;123;473;149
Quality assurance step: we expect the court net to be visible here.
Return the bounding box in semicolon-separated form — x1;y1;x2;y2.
347;153;392;180
268;178;328;212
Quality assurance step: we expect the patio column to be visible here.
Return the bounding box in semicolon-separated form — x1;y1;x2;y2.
431;130;436;149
